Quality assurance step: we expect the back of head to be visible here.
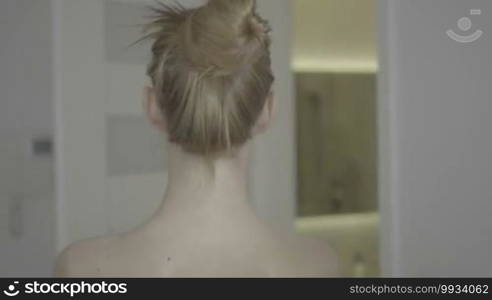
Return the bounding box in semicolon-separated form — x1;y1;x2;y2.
144;0;274;155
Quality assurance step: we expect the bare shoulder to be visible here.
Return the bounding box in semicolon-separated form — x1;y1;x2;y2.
54;235;118;277
299;235;340;277
278;234;340;277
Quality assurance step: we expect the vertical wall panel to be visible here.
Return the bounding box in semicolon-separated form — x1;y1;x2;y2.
378;0;492;276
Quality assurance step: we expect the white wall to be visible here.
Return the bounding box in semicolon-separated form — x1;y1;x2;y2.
379;0;492;276
0;0;55;276
53;0;109;250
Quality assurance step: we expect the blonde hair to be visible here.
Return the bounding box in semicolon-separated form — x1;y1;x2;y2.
142;0;274;155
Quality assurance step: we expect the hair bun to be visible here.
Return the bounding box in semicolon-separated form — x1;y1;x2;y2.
180;0;270;77
143;0;274;154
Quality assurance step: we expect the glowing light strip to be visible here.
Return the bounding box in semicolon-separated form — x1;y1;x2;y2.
292;59;378;74
295;212;380;232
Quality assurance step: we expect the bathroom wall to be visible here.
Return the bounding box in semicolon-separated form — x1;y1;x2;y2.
0;0;55;276
379;0;492;276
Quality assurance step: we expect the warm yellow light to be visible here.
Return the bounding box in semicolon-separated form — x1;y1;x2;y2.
292;58;378;74
296;212;379;234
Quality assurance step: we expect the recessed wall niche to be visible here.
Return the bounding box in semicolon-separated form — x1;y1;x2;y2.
296;72;378;216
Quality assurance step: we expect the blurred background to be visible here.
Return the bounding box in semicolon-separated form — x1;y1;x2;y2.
1;0;492;277
293;0;379;277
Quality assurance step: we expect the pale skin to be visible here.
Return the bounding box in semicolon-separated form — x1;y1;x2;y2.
54;87;340;277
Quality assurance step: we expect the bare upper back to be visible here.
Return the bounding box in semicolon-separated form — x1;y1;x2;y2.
54;228;339;278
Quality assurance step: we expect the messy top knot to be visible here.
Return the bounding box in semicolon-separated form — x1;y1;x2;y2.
143;0;274;154
181;0;270;76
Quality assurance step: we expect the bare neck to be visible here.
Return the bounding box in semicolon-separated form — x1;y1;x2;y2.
150;143;260;227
